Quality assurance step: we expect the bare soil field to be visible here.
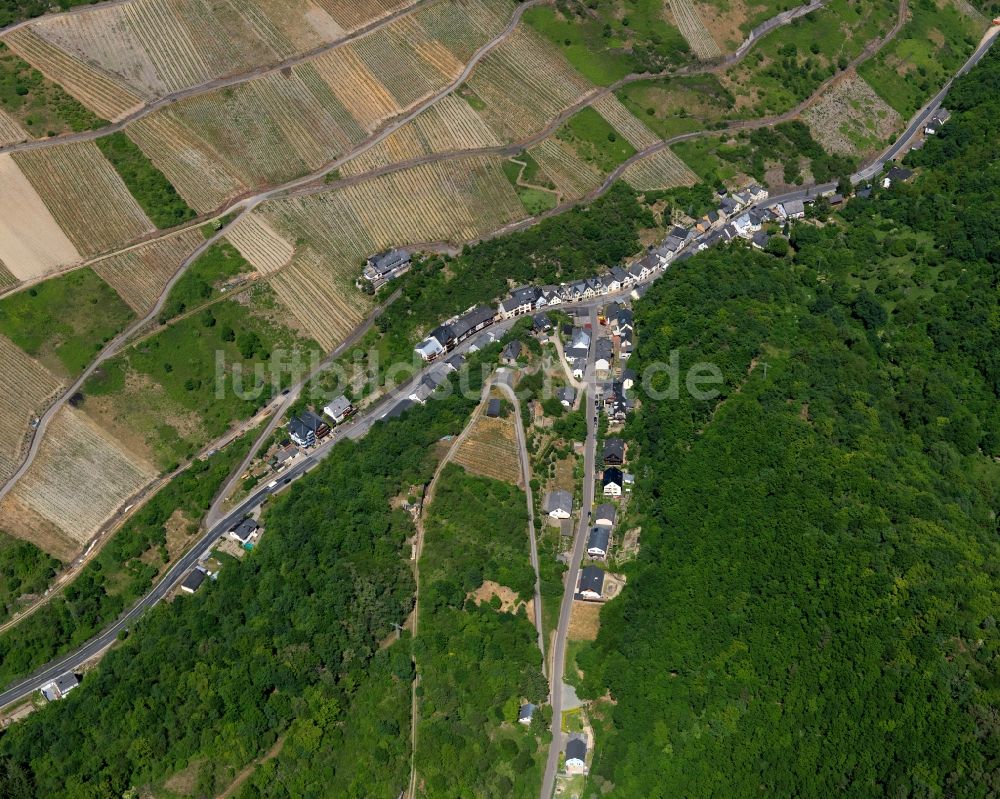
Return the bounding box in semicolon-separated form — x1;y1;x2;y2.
622;147;699;191
802;69;903;156
91;228;205;313
3;406;156;555
469;579;532;616
0;494;78;562
3;27;142;121
0;154;81;281
0;334;63;487
453;413;521;485
12;142;154;258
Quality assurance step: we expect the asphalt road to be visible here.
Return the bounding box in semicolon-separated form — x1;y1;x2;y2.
539;306;600;799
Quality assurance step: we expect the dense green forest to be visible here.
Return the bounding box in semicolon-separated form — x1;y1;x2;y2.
96;132;196;229
0;355;492;798
416;464;548;798
0;429;256;687
577;49;1000;796
0;533;58;624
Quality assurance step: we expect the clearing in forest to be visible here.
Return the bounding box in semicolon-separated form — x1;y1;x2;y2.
0;335;62;488
2;406;156;554
12;142;154;258
0;154;81;281
91;228;206;313
666;0;722;61
453;410;521;486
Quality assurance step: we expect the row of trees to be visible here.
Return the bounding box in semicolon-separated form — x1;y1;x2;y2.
577;48;1000;796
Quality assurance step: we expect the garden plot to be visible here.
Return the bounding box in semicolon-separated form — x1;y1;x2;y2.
0;108;28;147
225;214;296;275
667;0;722;60
6;406;156;550
341;94;502;176
12;142;154;258
802;71;902;156
465;24;595;140
126;112;248;213
2;28;141;121
453;412;521;486
268;248;373;350
621;147;698;191
0;334;62;488
0;154;80;281
91;228;205;313
592;94;660;150
528;137;604;199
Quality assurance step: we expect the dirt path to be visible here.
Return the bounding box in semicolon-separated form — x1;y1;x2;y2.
215;735;285;799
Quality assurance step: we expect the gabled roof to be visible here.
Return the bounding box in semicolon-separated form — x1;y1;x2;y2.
556;386;576;403
384;398;415;419
602;467;624;487
579;566;605;595
325;395;352;418
594;503;616;524
594;338;614;362
502;340;522;360
603;438;625;461
230;517;259;542
587;526;610;553
55;673;79;694
181;568;207;592
545;489;573;514
566;737;587;762
570;328;591;349
287;417;313;441
519;703;537;722
300;410;326;432
752;230;771;248
885;165;913;182
486;398;502;417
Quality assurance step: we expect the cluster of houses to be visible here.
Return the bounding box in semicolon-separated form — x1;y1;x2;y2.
287;395;355;450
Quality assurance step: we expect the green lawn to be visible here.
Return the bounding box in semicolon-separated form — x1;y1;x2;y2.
524;1;691;86
159;241;253;322
617;74;736;137
557;106;637;172
518;186;559;214
0;268;135;377
0;42;106;137
96;132;197;229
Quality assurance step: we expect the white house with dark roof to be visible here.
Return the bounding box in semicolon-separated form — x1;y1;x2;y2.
587;526;611;559
228;517;259;546
565;737;588;774
180;566;207;594
518;703;537;725
594;503;616;527
594;338;614;372
323;395;353;424
545;489;573;519
41;673;80;702
578;566;605;600
602;467;624;497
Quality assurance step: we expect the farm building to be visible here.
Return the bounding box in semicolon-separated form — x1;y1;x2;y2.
324;395;353;424
578;566;605;601
41;673;80;702
180;567;207;594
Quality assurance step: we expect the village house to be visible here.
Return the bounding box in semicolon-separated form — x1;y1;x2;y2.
180;567;207;594
882;165;913;188
274;443;298;468
781;199;805;219
924;107;950;134
501;340;522;365
41;673;80;702
565;737;588;775
444;353;466;372
544;489;573;519
288;410;329;448
410;370;448;404
498;286;543;319
556;386;576;407
518;703;537;725
323;395;353;424
594;338;614;372
603;467;624;497
751;230;771;250
603;438;625;466
532;312;552;332
383;398;415;420
587;526;611;559
578;566;606;601
362;248;410;285
594;503;616;527
228;517;259;547
621;368;636;392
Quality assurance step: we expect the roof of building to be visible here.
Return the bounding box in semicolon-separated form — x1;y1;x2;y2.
752;230;771;248
556;386;576;403
545;489;573;514
532;312;552;330
230;517;259;542
445;353;466;371
366;248;410;277
566;737;587;762
325;395;352;418
594;503;616;523
288;417;313;441
181;568;207;592
594;338;614;362
579;566;605;595
885;165;913;182
587;526;611;553
275;444;298;463
783;199;805;215
856;184;872;198
519;703;537;722
416;337;446;359
500;286;542;312
621;367;637;382
603;467;624;486
603;438;625;461
300;410;326;432
486;398;502;417
55;673;79;694
502;340;522;360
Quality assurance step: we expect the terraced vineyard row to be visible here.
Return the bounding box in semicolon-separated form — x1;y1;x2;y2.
4;407;155;550
3;28;141;121
0;108;28;148
669;0;722;61
0;335;62;488
621;147;699;191
465;24;595;140
0;261;17;291
12;142;154;257
225;214;296;275
453;414;521;485
269;248;373;350
91;228;205;313
342;94;502;175
528;137;604;199
593;94;661;150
